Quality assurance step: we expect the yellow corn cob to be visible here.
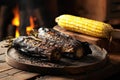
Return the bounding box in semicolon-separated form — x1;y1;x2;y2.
55;14;113;38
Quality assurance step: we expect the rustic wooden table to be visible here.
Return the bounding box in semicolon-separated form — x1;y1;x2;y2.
0;40;120;80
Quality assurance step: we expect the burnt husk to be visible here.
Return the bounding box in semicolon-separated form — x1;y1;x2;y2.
12;36;62;61
38;27;92;58
12;27;92;61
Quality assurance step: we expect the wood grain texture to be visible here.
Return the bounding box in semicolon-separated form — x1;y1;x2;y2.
0;41;39;80
53;26;109;51
5;46;107;75
0;35;120;80
54;26;120;53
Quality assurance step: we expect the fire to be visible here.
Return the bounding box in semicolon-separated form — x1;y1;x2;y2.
12;7;20;27
12;7;34;37
26;16;34;34
15;29;19;37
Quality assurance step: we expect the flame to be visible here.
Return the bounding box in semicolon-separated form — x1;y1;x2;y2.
15;29;20;37
12;7;34;37
12;7;20;27
26;16;34;34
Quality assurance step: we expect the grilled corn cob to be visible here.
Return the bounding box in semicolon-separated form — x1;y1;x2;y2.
55;14;113;38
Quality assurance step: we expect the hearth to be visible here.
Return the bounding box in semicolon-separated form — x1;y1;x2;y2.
0;0;57;41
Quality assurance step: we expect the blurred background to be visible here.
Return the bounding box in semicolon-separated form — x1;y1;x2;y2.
0;0;120;40
0;0;120;80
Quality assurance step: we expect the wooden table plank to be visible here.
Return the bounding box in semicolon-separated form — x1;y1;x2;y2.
0;54;6;63
0;37;120;80
0;71;39;80
0;63;13;72
0;68;21;79
109;53;120;63
0;40;8;55
53;26;110;51
0;41;39;80
0;62;39;80
35;62;120;80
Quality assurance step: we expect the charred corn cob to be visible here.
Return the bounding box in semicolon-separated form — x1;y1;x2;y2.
55;14;113;38
37;27;92;59
12;36;62;61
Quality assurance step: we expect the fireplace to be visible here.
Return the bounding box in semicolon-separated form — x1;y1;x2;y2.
1;0;120;41
0;0;58;41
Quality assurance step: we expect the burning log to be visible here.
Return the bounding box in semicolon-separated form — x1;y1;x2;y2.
0;0;58;40
19;11;30;36
32;9;44;28
0;0;16;40
17;0;45;36
7;24;16;37
0;6;7;40
0;5;14;40
18;0;30;36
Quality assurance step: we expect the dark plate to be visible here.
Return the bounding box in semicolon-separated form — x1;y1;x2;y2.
6;44;108;74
